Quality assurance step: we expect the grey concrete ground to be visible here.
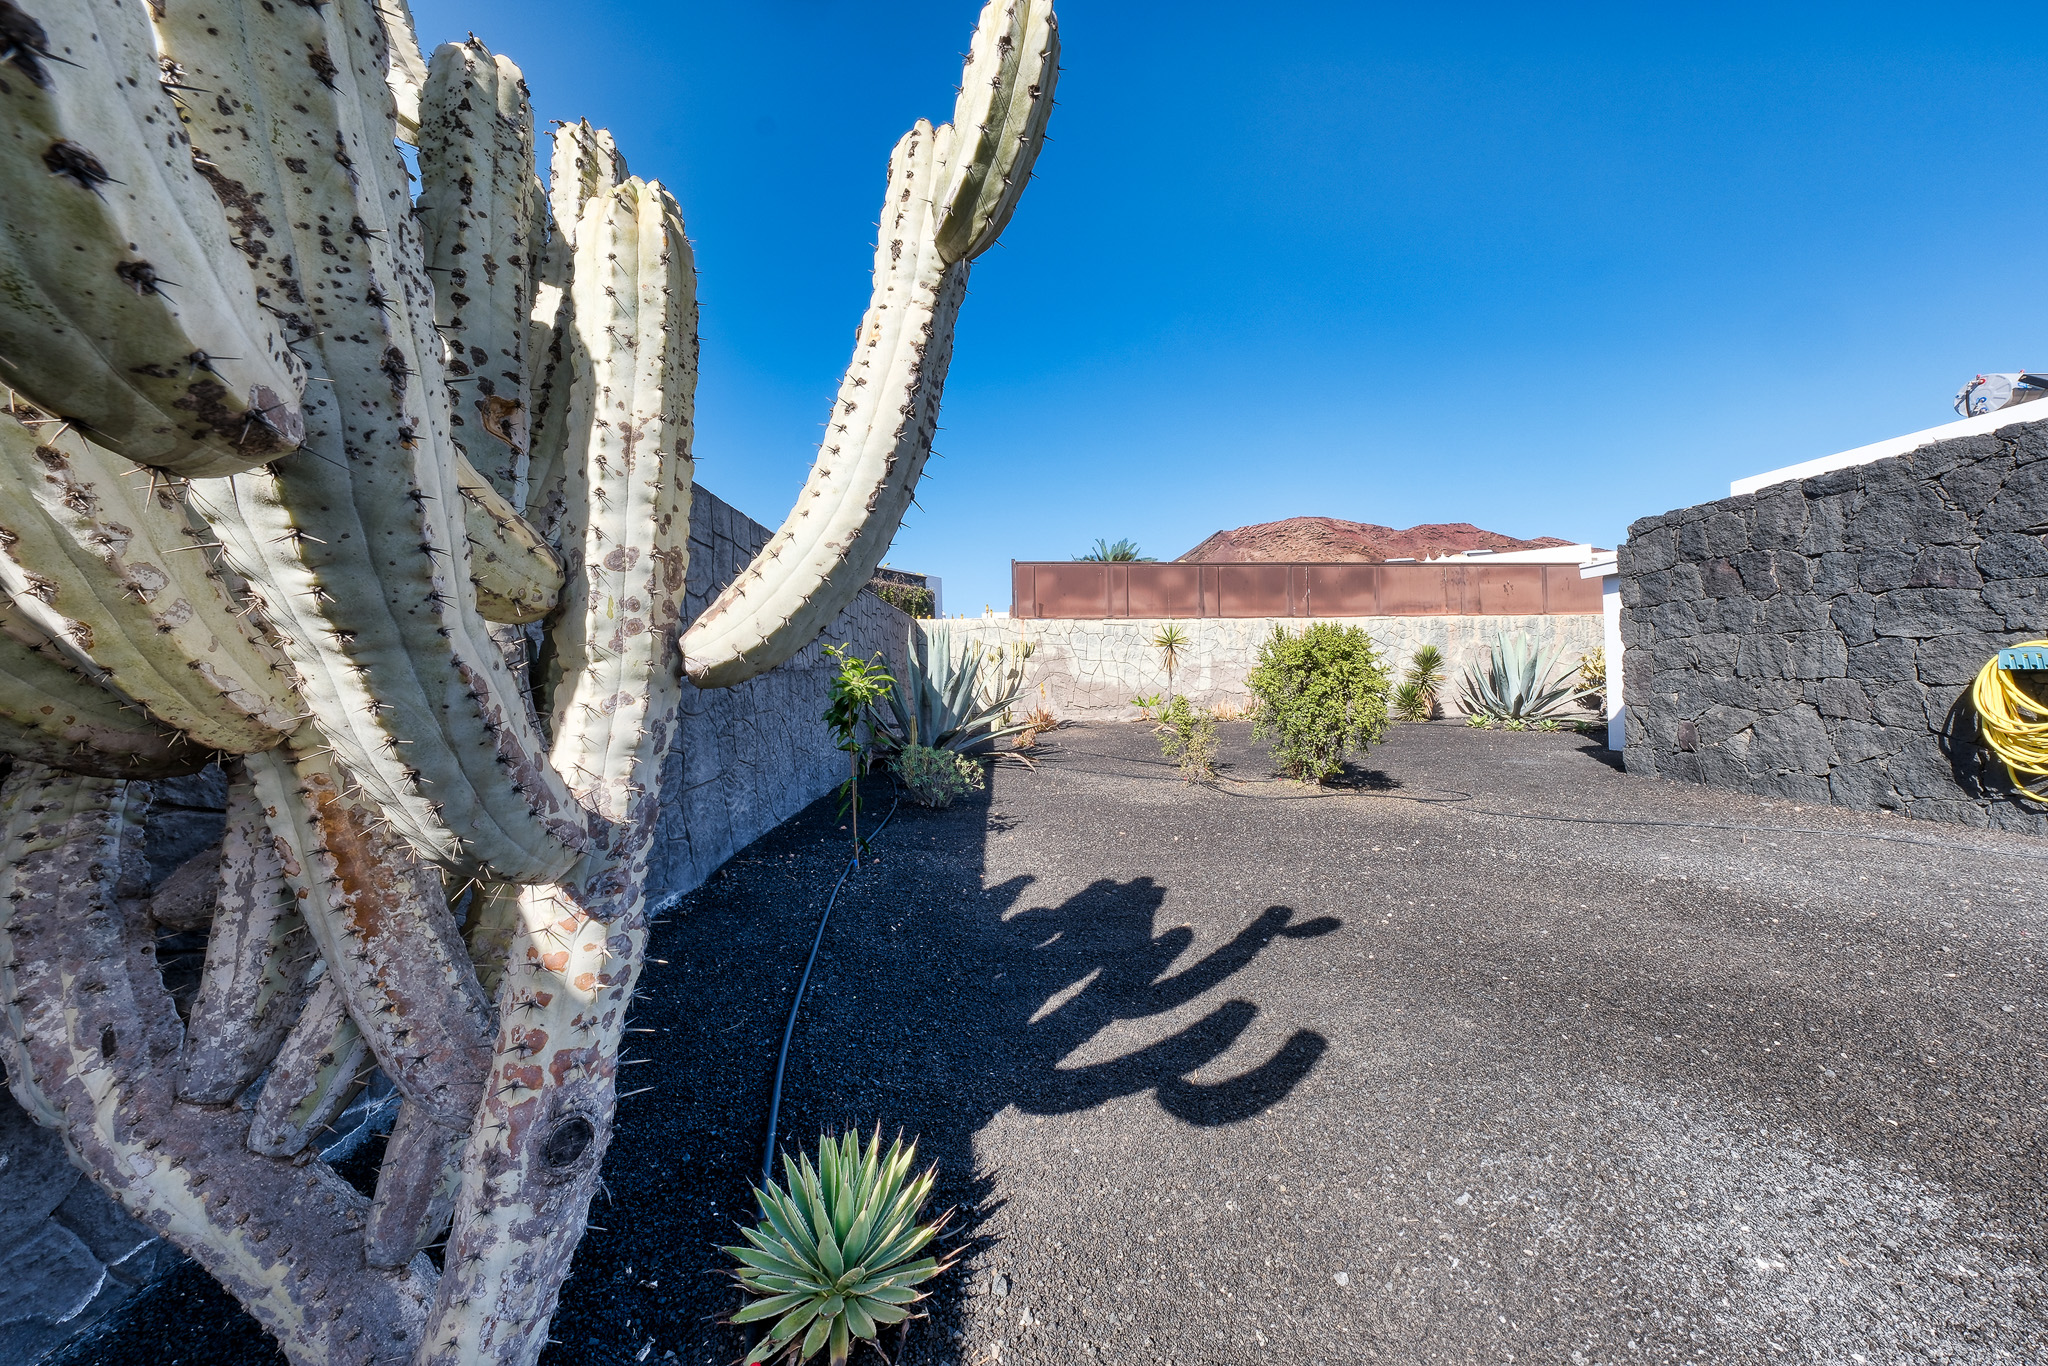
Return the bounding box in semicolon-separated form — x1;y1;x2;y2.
882;722;2048;1365
58;721;2048;1366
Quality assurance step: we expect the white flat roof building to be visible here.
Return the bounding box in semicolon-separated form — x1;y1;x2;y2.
1731;403;2048;497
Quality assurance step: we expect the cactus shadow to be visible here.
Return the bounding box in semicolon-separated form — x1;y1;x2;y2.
757;790;1334;1364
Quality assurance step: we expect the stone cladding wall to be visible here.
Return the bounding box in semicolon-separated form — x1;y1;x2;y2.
1620;418;2048;834
645;488;908;901
938;614;1604;721
3;484;907;1360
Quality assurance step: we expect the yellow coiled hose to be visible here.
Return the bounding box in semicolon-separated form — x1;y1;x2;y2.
1972;640;2048;801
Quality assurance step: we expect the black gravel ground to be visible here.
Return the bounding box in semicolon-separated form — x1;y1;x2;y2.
55;721;2048;1366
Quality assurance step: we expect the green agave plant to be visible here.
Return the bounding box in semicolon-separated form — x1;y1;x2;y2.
730;1130;955;1365
1456;632;1591;724
872;624;1034;757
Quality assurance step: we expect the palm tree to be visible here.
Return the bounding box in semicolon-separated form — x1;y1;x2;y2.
1076;537;1155;562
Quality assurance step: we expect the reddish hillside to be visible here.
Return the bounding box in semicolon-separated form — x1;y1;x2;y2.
1175;517;1572;564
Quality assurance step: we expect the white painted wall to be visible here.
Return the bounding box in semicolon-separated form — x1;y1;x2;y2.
1730;403;2048;496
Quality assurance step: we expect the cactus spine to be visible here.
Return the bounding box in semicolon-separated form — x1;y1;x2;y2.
0;1;1054;1363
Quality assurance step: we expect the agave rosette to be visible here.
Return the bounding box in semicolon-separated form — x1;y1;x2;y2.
730;1129;955;1365
1456;632;1592;722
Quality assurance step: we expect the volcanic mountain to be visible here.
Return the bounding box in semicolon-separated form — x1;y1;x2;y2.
1175;517;1572;564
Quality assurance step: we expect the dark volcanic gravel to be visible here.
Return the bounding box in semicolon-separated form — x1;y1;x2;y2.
55;722;2048;1366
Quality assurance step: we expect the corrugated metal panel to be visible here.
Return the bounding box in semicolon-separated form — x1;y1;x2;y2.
1010;560;1602;618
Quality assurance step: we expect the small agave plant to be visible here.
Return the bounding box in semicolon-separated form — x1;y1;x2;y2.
730;1130;955;1364
1457;632;1592;724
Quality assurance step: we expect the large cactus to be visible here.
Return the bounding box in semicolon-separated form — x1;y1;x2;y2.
0;1;1055;1363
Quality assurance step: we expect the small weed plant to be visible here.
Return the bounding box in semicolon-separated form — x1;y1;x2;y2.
1129;692;1165;721
1245;623;1391;782
729;1129;952;1365
893;744;984;808
823;644;895;861
1156;694;1218;783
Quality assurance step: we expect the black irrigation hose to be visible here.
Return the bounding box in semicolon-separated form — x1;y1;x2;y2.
758;797;901;1191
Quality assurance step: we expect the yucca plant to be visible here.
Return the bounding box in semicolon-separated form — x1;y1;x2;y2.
1392;680;1432;722
871;624;1034;757
730;1130;954;1365
1399;644;1445;719
1456;633;1591;724
1152;620;1189;697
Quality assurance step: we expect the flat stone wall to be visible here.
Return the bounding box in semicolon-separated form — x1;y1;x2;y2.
935;615;1604;721
1620;418;2048;834
645;488;908;901
2;484;906;1361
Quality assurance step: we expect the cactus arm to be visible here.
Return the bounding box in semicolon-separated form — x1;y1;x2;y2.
462;881;526;1000
0;0;305;474
0;412;302;752
0;765;437;1365
159;0;587;883
248;745;494;1265
244;974;373;1159
175;769;313;1104
460;454;565;624
424;177;694;1366
679;3;1055;690
419;40;539;504
680;123;964;688
0;610;213;776
370;0;429;142
936;0;1060;261
523;121;629;544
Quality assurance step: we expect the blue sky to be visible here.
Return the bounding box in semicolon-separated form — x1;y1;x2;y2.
411;1;2048;616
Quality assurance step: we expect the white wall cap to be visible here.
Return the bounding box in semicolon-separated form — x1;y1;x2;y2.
1424;543;1603;565
1730;402;2048;497
1580;551;1619;579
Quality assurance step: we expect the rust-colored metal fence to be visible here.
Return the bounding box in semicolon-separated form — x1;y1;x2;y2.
1009;560;1602;619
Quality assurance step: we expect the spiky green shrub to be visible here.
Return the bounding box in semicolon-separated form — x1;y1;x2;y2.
872;625;1032;757
1156;694;1217;782
1398;644;1445;720
1152;621;1188;696
1245;623;1391;782
893;744;984;808
1456;633;1590;724
1392;680;1432;723
730;1130;954;1365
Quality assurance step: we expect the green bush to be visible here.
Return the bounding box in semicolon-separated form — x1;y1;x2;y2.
1156;694;1218;783
1245;623;1391;782
893;743;984;808
870;581;936;618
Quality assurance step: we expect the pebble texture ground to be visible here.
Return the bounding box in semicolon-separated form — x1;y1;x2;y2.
52;722;2048;1365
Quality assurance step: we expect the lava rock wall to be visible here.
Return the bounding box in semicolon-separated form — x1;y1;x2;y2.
1620;418;2048;833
